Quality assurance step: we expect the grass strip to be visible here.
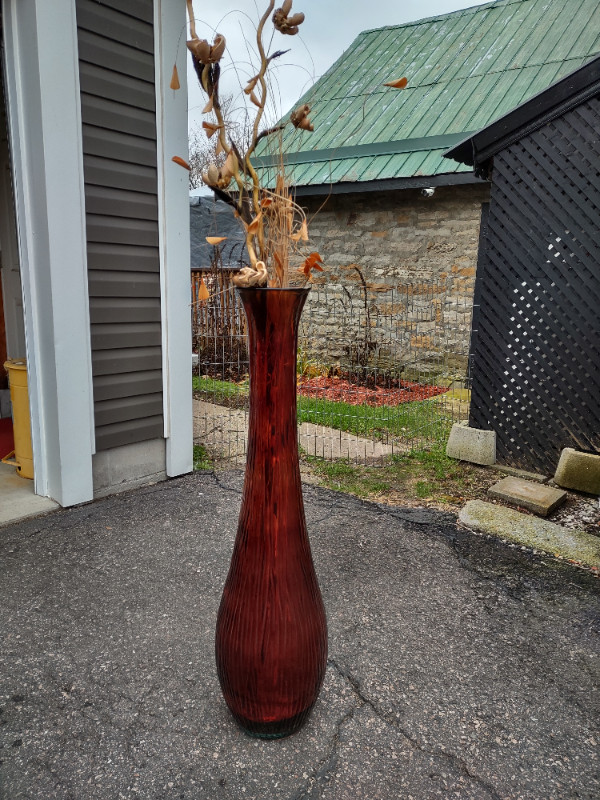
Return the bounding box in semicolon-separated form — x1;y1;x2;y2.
193;376;454;442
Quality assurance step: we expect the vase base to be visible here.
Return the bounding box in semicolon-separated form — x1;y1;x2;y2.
233;706;314;740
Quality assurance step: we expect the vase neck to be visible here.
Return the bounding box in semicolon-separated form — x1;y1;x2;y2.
238;287;309;487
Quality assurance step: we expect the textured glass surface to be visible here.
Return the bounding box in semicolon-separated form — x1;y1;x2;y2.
215;287;328;738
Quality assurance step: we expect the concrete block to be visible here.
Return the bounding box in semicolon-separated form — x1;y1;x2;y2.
554;448;600;496
92;438;167;498
446;421;496;465
488;476;567;517
459;500;600;569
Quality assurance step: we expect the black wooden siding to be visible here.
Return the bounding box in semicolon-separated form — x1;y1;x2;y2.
76;0;163;452
469;96;600;473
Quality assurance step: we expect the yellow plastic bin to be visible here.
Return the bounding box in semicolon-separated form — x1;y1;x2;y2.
2;358;34;479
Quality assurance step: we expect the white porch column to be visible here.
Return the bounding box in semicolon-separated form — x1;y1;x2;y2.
154;0;193;477
2;0;95;505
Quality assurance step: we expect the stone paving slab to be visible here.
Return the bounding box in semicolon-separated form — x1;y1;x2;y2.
459;499;600;568
1;473;599;799
193;399;395;463
489;463;549;484
488;476;567;516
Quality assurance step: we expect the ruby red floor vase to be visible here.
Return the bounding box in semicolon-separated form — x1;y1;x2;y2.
215;287;328;738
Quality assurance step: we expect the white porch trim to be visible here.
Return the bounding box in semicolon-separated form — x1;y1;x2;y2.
154;0;193;477
2;0;95;505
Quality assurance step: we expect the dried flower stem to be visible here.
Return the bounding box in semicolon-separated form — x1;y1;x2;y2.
186;1;319;288
186;0;197;40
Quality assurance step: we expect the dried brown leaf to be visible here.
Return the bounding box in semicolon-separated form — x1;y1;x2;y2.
202;121;221;138
383;77;408;89
247;214;262;235
170;64;180;90
172;155;191;171
197;278;210;302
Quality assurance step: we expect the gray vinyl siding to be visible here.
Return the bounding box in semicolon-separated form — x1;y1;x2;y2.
76;0;163;452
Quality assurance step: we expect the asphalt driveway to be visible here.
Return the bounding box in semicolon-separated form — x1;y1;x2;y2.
1;471;598;799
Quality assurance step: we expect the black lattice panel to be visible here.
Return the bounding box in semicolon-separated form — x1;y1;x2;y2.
470;96;600;474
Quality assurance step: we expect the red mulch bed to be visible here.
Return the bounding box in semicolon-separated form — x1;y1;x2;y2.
298;376;448;408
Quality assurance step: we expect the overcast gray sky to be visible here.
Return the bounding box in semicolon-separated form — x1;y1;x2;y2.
187;0;492;132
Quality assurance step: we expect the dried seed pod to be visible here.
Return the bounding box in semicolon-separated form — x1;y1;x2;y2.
273;2;305;35
252;261;268;285
187;38;211;62
232;264;268;288
290;104;314;131
198;63;210;93
210;34;226;62
207;164;220;184
202;161;233;190
201;164;232;189
186;34;226;64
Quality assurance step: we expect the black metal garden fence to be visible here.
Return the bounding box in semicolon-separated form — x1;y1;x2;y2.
192;272;473;465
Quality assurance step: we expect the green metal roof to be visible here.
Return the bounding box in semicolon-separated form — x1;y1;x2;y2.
254;0;600;188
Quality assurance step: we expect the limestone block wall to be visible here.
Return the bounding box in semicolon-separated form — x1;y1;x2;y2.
301;183;489;285
298;183;491;383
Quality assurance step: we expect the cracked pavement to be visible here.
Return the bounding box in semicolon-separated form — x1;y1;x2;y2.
1;470;599;799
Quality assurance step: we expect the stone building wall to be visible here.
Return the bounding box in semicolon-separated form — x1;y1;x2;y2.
301;183;490;286
297;183;491;384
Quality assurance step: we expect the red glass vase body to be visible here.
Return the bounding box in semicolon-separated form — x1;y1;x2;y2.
215;287;328;738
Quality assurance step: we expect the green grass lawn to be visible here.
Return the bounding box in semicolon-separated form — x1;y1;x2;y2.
192;376;490;506
193;375;248;404
193;443;212;470
304;444;495;506
193;375;453;444
297;395;452;443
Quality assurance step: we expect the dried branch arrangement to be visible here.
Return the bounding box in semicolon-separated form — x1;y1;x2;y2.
178;1;324;289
